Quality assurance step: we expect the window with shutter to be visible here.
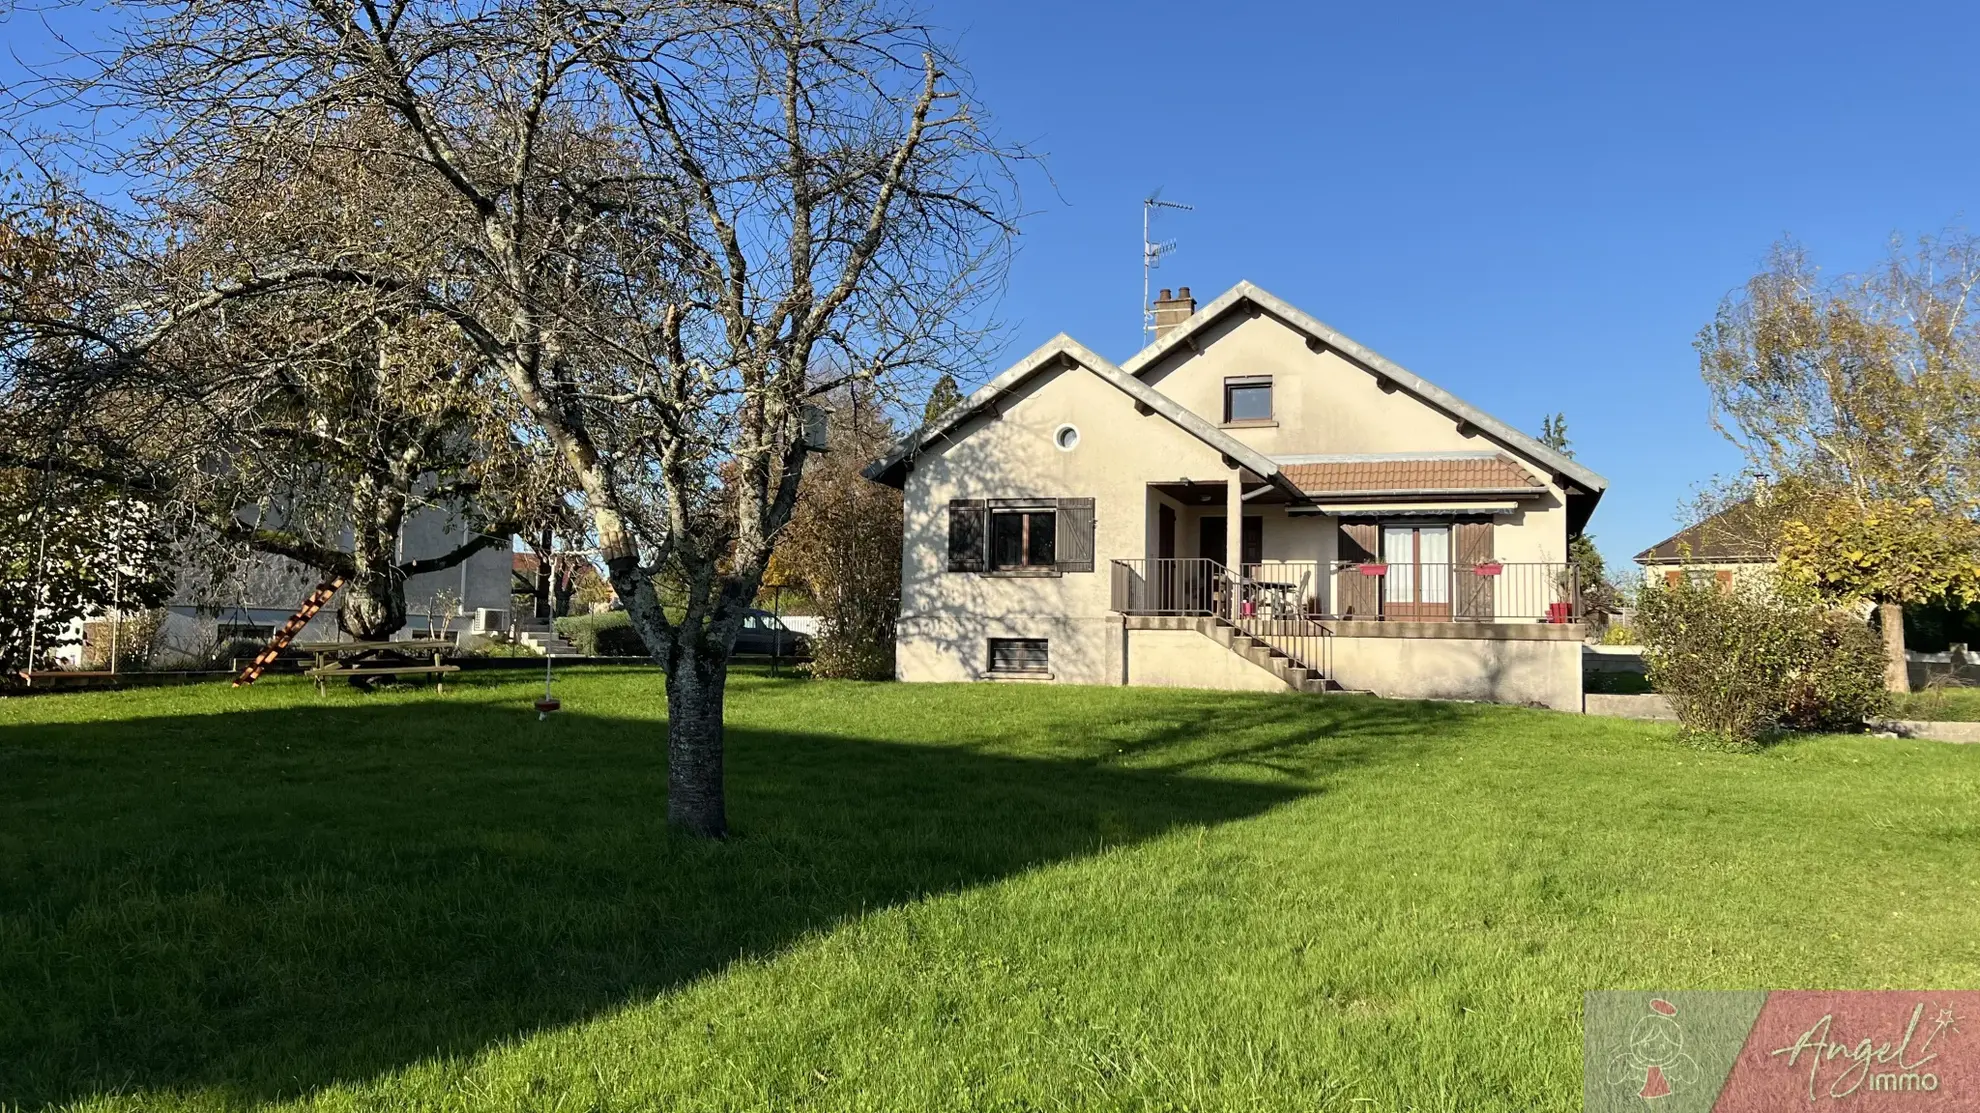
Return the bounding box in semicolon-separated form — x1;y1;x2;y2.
1337;521;1380;618
947;500;987;572
988;506;1056;570
1453;520;1495;620
1056;498;1096;572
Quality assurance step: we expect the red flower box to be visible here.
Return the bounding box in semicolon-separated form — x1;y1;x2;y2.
1473;562;1504;577
1356;563;1388;576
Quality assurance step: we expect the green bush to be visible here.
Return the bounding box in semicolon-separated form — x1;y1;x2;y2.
554;612;648;657
1599;622;1639;646
1636;573;1888;749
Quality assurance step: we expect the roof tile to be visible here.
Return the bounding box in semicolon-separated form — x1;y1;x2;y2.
1280;454;1545;496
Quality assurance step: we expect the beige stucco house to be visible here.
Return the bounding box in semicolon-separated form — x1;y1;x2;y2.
1633;500;1777;592
865;282;1608;711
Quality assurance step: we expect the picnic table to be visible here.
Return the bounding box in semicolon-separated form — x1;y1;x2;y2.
292;639;461;694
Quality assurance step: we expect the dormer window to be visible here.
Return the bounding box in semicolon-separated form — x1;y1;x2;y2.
1223;376;1273;424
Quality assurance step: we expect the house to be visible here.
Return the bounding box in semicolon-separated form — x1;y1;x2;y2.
865;281;1608;711
89;508;514;668
1633;500;1777;591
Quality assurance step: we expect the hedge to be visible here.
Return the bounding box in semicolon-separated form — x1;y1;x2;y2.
553;612;649;657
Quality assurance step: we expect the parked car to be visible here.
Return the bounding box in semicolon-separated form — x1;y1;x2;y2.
731;610;810;658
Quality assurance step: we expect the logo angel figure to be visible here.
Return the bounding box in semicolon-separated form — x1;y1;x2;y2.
1607;998;1701;1100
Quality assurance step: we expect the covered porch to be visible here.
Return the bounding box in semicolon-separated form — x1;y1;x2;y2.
1110;466;1583;626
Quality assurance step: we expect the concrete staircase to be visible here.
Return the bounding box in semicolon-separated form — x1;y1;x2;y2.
1125;614;1344;694
515;618;582;657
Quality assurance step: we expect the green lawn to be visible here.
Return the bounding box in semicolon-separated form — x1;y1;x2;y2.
2;669;1976;1112
1894;684;1980;721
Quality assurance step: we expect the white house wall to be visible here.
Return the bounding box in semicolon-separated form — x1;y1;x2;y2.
898;360;1244;684
1136;313;1573;563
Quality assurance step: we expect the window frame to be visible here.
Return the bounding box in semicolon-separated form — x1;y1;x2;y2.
1222;375;1274;424
988;505;1058;572
987;636;1050;676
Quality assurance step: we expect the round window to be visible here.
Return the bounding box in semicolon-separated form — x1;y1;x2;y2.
1054;424;1080;451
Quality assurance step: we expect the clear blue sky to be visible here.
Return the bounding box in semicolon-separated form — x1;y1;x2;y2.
5;2;1975;566
949;0;1980;566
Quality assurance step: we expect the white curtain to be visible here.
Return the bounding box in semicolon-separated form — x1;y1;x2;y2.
1418;527;1451;604
1382;527;1414;603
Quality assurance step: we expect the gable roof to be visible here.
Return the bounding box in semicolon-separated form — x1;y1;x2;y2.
1634;500;1777;565
866;281;1608;531
862;335;1308;501
1124;281;1607;504
1276;452;1549;498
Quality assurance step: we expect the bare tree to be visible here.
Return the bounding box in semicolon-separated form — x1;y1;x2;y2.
1;119;559;638
1699;236;1980;506
37;0;1019;834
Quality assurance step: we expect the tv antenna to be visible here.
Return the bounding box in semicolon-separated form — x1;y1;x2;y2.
1142;191;1193;344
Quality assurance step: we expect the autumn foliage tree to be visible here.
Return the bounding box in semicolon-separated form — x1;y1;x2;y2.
1698;234;1980;690
768;396;902;680
1775;494;1980;691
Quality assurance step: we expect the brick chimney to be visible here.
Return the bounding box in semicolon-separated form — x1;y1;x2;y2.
1151;286;1196;342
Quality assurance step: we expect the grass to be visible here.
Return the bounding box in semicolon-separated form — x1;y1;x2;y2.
1893;684;1980;721
2;669;1977;1112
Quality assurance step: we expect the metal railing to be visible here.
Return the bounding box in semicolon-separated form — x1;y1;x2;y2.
1233;614;1333;680
1110;557;1231;616
1112;558;1582;623
1326;560;1580;622
1111;558;1333;677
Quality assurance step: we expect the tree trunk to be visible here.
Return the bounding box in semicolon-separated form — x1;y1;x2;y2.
339;560;408;640
663;636;729;838
1878;601;1910;694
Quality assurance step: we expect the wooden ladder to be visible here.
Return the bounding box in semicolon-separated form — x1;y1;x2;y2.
233;577;345;687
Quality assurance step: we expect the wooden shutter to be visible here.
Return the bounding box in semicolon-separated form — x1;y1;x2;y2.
947;499;987;572
1453;520;1495;620
1056;498;1096;573
1337;521;1379;618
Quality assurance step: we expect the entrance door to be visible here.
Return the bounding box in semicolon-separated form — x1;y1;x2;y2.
1382;524;1452;620
1156;503;1178;610
1198;516;1263;566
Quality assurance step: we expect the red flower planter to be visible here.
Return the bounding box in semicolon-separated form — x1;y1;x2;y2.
1356;563;1388;576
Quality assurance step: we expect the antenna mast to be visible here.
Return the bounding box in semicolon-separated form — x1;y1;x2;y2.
1142;192;1193;344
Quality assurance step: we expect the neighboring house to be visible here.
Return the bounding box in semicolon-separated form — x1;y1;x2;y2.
865;281;1608;711
1633;500;1777;592
102;508;513;668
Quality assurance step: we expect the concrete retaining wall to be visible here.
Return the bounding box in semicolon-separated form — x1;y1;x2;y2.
1327;622;1584;712
1124;627;1290;692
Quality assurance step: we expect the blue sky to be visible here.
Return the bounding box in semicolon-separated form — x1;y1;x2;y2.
949;0;1980;565
4;2;1975;566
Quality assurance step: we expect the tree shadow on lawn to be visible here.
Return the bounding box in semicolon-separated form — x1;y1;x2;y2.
0;684;1457;1108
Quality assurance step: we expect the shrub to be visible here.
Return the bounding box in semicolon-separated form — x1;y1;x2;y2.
1778;609;1890;732
1599;622;1638;646
1636;573;1889;748
554;612;648;657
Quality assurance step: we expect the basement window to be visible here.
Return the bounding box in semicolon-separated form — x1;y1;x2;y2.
988;637;1050;675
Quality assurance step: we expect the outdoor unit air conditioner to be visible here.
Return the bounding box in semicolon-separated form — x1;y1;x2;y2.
474;607;507;634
